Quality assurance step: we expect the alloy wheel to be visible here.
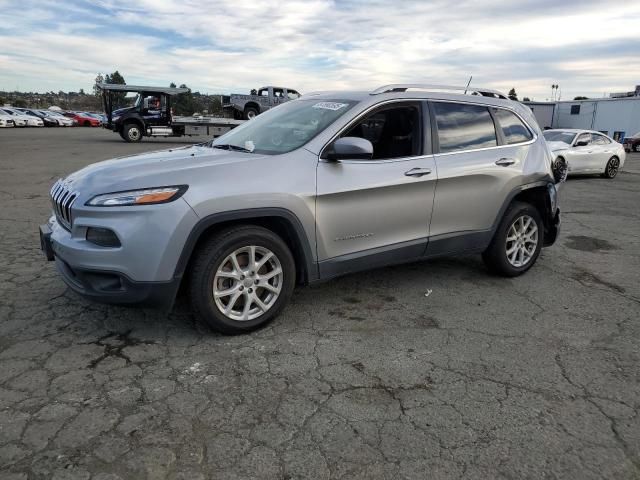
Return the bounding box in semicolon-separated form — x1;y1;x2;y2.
213;245;283;321
505;215;538;267
607;157;619;178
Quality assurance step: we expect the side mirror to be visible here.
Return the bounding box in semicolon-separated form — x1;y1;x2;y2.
327;137;374;161
574;140;589;147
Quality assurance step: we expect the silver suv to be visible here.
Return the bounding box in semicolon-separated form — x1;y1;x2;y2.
40;84;561;334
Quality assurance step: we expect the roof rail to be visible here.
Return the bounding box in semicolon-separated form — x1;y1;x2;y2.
370;84;508;100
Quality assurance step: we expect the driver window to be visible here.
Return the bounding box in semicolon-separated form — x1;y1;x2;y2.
575;133;591;146
258;89;268;96
340;104;422;160
287;90;300;99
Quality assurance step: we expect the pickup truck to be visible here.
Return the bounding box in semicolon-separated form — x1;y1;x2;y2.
222;86;301;120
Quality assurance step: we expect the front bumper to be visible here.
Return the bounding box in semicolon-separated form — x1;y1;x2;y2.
41;197;199;307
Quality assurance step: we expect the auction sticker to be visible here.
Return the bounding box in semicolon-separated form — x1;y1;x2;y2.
312;102;348;111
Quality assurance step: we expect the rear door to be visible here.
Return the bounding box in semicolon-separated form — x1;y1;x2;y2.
427;101;534;254
590;133;614;169
315;101;437;273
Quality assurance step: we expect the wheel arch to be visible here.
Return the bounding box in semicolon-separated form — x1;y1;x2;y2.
492;181;559;247
244;102;260;113
174;208;317;288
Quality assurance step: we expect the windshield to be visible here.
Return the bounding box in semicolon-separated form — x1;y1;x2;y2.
211;99;357;155
543;131;577;145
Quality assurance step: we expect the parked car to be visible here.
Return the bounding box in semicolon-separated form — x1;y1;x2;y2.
16;108;59;127
623;132;640;152
82;112;104;125
0;111;15;127
543;129;626;179
40;83;561;334
63;111;101;127
43;110;75;126
223;86;301;119
0;107;43;127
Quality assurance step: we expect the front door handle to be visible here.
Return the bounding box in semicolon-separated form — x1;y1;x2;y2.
495;157;516;166
404;167;432;177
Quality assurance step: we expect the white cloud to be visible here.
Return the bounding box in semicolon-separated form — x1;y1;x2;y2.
0;0;639;100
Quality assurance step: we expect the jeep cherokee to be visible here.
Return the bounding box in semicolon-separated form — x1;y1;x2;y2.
40;84;562;334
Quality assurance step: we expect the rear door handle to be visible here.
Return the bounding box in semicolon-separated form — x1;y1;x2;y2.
404;167;432;177
495;157;516;166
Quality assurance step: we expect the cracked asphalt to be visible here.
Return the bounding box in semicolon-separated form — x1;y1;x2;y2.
1;128;639;479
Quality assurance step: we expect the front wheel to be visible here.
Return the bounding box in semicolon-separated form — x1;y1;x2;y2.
123;123;142;143
189;226;296;334
602;156;620;179
482;202;544;277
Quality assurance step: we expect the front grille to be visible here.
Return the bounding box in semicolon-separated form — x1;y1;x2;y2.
50;180;78;230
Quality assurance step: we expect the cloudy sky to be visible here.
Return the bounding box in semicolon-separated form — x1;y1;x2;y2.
0;0;639;100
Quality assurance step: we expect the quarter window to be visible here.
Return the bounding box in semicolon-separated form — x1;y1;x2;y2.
433;102;497;153
492;108;533;144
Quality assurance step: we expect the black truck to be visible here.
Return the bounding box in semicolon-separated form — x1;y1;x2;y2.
98;83;243;143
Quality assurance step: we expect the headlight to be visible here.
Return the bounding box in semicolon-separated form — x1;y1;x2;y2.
86;185;188;207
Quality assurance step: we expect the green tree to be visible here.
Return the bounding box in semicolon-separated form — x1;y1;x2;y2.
104;70;126;107
0;95;5;105
173;83;195;115
573;96;588;100
169;82;176;88
508;88;518;101
522;96;531;102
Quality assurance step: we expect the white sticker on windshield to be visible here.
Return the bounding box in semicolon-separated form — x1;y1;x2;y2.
244;140;255;152
312;102;348;111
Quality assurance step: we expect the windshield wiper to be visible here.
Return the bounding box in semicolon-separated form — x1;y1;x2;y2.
211;143;253;153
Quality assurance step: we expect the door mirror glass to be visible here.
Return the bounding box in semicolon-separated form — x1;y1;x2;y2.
328;137;373;161
574;140;589;147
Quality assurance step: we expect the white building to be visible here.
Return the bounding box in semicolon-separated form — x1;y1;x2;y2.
524;96;640;142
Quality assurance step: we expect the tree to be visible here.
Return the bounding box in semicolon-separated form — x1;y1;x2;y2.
169;82;176;88
508;88;518;101
0;95;5;105
104;70;126;107
93;74;104;96
173;83;195;115
79;88;85;95
522;96;531;102
573;96;588;100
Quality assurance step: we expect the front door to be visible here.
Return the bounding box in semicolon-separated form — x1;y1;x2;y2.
571;132;595;172
315;101;437;275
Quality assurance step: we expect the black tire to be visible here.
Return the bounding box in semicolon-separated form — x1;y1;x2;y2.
602;156;620;179
83;120;91;127
189;225;296;334
482;201;544;277
244;107;259;120
552;156;568;183
123;123;143;143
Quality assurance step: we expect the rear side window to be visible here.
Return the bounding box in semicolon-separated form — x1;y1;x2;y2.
433;102;497;153
492;108;533;144
591;134;611;145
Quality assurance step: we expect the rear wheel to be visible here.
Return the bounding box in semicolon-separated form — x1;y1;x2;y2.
123;123;142;143
602;156;619;179
83;120;91;127
482;202;543;277
189;226;296;334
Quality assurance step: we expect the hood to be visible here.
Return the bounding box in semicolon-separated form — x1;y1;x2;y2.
111;106;135;118
60;145;265;198
545;141;571;152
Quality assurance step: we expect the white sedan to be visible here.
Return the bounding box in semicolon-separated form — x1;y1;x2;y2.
0;112;15;127
0;107;43;127
543;129;626;179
